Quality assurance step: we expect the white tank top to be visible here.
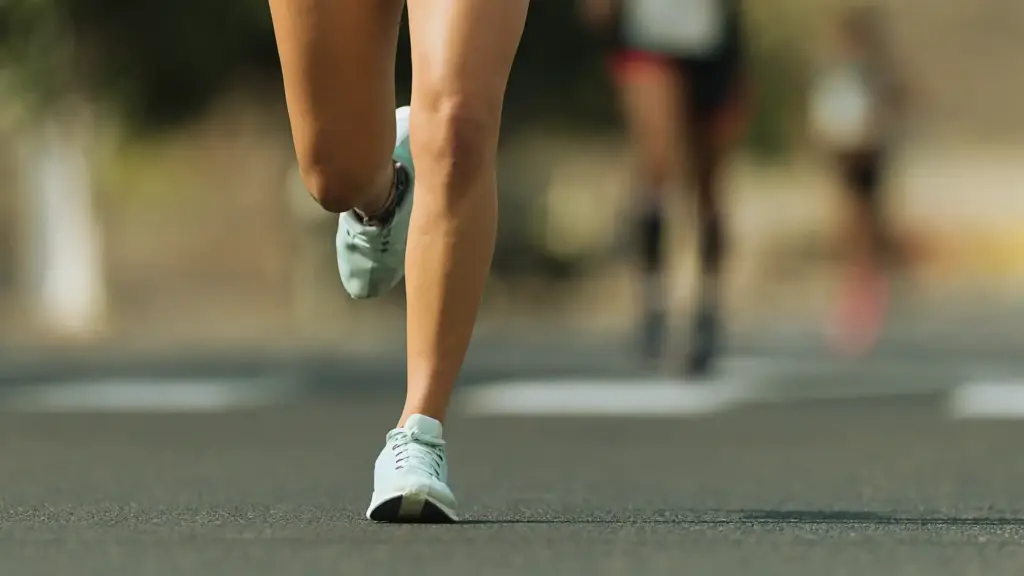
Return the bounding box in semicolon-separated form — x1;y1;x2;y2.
622;0;727;57
809;64;880;151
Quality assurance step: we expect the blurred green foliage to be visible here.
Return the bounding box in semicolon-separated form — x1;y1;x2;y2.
0;0;280;130
67;0;280;131
0;0;808;154
745;31;809;161
0;0;74;115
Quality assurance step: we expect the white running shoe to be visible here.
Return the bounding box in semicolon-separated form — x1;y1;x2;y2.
336;106;415;299
366;414;458;523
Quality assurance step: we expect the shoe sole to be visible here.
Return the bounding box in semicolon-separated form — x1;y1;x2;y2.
367;494;458;524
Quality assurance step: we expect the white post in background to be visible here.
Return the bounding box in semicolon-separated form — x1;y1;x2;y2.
19;119;107;338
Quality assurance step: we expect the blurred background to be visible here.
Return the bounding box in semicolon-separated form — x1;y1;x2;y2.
0;0;1022;367
2;1;1024;573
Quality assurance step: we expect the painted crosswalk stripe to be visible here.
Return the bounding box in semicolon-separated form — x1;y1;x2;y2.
458;378;758;417
950;380;1024;420
0;378;299;413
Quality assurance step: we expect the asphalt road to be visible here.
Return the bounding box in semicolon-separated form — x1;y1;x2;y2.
2;378;1024;573
2;325;1024;575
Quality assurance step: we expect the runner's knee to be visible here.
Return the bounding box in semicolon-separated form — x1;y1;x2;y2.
297;150;381;214
412;94;499;202
637;149;674;191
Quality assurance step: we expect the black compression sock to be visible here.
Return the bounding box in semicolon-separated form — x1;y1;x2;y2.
638;206;664;276
636;203;666;359
697;213;725;313
699;212;723;276
637;205;666;309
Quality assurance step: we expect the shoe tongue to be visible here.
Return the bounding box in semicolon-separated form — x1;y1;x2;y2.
402;414;443;440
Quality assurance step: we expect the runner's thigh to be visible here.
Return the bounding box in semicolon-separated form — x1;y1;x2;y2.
270;0;405;206
618;62;688;186
406;0;528;172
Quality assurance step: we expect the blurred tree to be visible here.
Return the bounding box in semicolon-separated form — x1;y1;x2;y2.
2;1;806;146
1;0;280;133
745;33;808;162
0;0;613;134
0;0;76;117
66;0;281;132
0;0;108;336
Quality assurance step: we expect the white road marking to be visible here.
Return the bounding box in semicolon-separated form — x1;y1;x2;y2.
761;377;956;403
457;356;782;418
457;377;759;417
950;380;1024;420
0;378;298;413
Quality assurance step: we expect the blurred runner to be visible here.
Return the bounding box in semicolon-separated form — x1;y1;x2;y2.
579;0;751;375
808;6;908;357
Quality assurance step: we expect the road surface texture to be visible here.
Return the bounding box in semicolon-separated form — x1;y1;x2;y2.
2;327;1024;575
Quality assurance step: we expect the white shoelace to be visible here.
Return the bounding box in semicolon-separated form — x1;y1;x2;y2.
388;430;445;478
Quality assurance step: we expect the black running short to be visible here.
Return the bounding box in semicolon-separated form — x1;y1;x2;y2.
604;0;746;116
840;150;885;202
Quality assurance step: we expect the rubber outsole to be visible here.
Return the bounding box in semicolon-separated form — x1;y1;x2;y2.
367;495;457;524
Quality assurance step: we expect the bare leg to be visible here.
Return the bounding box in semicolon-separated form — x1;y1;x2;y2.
843;187;883;276
685;77;749;375
614;60;687;362
269;0;405;214
694;75;751;306
832;155;890;357
400;0;529;424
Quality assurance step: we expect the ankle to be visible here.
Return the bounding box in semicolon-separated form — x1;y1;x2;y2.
355;163;406;224
398;408;446;429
